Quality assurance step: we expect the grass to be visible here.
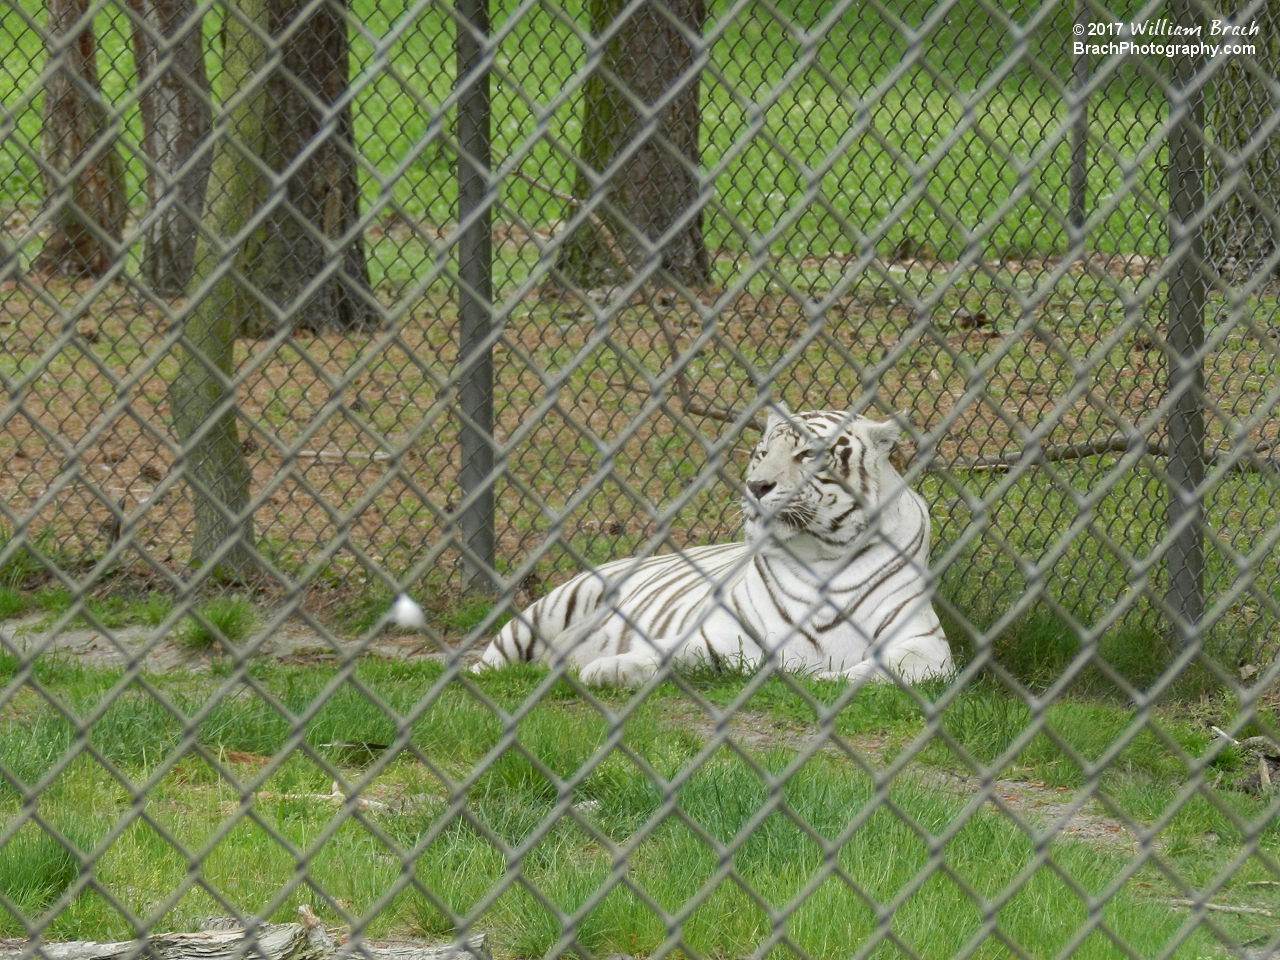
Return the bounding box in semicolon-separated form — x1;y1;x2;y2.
0;825;80;936
0;554;183;637
0;1;1276;946
177;597;256;649
0;0;1166;276
0;646;1274;954
132;592;173;627
0;527;56;622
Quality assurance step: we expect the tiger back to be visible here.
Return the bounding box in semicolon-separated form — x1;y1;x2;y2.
477;410;953;687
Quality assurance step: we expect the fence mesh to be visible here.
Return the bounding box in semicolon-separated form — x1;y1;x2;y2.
2;0;1280;954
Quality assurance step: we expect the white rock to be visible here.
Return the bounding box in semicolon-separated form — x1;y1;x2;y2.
390;594;425;629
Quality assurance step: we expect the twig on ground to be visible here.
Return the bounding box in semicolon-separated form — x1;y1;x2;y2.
648;285;768;433
946;436;1280;474
513;169;631;273
683;397;766;431
945;436;1160;472
296;449;391;461
249;780;392;811
653;404;1280;476
1161;898;1273;917
1212;725;1240;744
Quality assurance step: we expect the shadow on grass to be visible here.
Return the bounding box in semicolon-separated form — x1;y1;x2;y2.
0;825;80;936
937;591;1230;701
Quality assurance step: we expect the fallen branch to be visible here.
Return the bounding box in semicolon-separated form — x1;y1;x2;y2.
296;450;391;462
663;405;1157;471
234;781;438;814
512;170;631;274
1161;898;1273;917
651;310;764;434
1212;725;1239;744
662;404;1280;476
939;436;1280;474
939;436;1161;473
0;914;486;960
682;397;766;432
1239;736;1280;754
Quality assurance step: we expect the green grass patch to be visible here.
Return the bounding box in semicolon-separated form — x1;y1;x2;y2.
130;592;173;627
942;595;1182;697
336;577;514;640
31;585;71;615
0;825;79;935
333;585;395;635
0;528;51;592
0;527;61;621
177;596;256;649
0;655;1272;952
0;588;26;621
434;595;512;636
0;0;1165;271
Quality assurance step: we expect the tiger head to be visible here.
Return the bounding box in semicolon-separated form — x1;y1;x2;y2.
743;409;906;545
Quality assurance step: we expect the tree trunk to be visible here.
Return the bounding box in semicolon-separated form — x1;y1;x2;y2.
239;0;374;336
1205;1;1280;282
555;0;709;288
35;0;127;277
169;0;267;577
128;0;212;295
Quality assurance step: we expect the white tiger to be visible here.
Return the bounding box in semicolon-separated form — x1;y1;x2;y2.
462;409;953;687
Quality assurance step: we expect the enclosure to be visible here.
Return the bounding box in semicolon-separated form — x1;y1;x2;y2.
1;0;1279;954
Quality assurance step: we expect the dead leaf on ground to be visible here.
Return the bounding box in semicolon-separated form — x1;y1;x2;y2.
953;309;991;329
223;751;271;765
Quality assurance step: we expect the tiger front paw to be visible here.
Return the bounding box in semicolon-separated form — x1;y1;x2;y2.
579;653;661;688
471;642;512;674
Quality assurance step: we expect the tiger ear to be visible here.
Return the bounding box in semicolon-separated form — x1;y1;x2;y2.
765;402;791;433
866;416;905;454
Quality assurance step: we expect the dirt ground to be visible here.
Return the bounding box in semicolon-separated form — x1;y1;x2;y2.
0;612;449;673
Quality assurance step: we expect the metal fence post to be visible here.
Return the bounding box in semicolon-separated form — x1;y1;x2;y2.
1068;0;1089;236
1165;0;1206;646
456;0;495;594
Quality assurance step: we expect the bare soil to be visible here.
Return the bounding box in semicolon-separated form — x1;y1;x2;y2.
0;613;449;672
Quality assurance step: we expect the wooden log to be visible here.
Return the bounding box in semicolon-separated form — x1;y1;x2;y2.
1;924;323;960
0;926;486;960
346;938;488;960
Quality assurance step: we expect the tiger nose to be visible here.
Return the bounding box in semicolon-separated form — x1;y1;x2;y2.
747;480;776;500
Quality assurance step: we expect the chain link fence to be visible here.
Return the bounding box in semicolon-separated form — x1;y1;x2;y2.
1;0;1280;953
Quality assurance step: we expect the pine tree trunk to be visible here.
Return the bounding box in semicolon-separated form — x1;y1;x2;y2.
35;0;127;277
555;0;709;288
1205;2;1280;282
129;0;212;295
169;0;267;577
239;0;374;336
